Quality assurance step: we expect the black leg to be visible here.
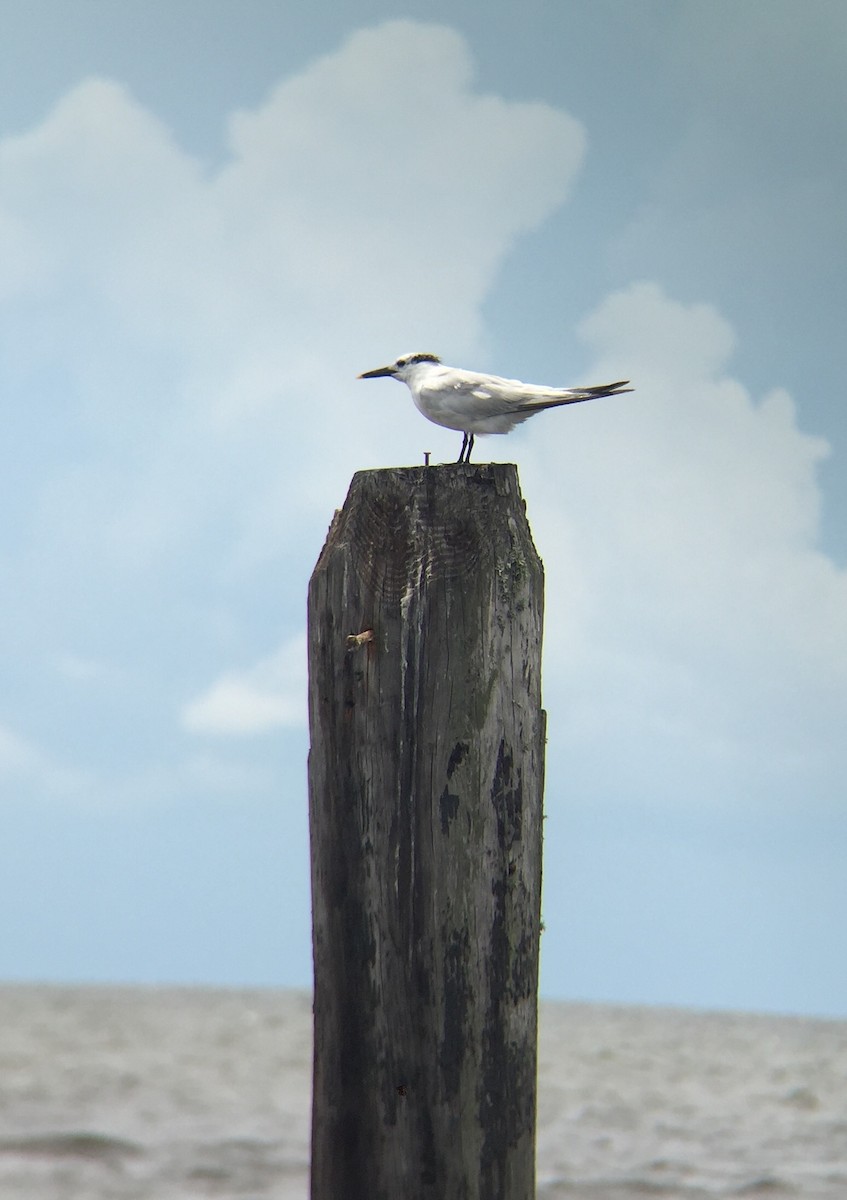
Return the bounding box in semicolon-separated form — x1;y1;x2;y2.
457;432;468;463
466;433;474;462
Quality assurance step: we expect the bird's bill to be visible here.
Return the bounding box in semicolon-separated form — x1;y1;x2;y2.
358;365;395;379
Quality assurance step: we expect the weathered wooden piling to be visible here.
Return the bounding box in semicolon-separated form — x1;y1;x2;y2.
307;463;545;1200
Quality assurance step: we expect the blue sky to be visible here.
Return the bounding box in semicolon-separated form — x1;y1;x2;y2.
1;0;845;1016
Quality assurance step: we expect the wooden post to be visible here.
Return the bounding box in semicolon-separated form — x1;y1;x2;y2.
307;463;545;1200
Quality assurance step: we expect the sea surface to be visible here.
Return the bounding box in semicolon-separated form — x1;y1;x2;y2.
0;985;844;1198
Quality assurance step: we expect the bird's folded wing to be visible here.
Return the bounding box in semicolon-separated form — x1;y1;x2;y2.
454;376;541;409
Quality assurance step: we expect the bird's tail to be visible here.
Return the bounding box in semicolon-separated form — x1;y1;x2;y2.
514;380;633;413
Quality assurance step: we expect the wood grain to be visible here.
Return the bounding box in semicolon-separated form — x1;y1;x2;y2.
308;464;545;1199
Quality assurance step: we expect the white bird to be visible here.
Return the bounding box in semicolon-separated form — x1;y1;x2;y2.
358;352;632;462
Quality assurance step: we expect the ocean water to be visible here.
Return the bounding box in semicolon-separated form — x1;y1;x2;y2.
0;985;844;1199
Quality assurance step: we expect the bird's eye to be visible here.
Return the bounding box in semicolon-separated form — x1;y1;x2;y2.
397;356;409;367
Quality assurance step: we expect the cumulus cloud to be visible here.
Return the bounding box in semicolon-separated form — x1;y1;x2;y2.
522;282;846;811
0;19;586;807
0;17;586;578
182;634;307;736
217;19;585;346
0;17;842;835
0;721;92;804
0;724;42;776
0;20;585;372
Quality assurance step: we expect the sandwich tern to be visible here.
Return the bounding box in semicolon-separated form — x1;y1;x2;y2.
358;352;632;462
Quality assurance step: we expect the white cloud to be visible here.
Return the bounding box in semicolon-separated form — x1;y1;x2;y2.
1;20;585;370
0;19;586;807
0;18;842;833
0;723;41;776
182;634;307;736
523;282;846;809
0;721;93;804
216;19;585;351
54;653;112;683
0;19;586;575
0;709;278;811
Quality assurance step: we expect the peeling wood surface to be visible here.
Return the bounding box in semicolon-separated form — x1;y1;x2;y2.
307;464;545;1200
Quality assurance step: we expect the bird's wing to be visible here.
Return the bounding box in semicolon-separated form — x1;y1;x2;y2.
442;368;619;408
412;366;632;434
443;368;546;408
413;369;546;433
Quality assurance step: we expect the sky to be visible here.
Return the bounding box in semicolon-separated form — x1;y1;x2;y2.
0;0;845;1017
